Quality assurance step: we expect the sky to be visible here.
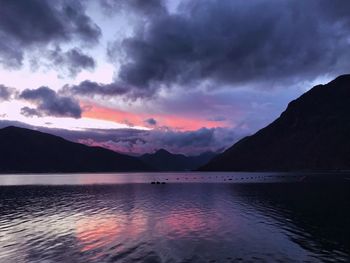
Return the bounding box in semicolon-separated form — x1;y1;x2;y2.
0;0;349;155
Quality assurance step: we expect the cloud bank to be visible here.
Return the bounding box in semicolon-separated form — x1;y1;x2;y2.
19;87;82;118
99;0;350;99
0;0;100;68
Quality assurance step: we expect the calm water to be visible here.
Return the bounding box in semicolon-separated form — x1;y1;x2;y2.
0;173;349;263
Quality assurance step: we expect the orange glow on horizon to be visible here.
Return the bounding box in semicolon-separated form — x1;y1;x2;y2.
81;103;228;131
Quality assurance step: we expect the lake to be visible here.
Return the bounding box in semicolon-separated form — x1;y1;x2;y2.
0;172;349;262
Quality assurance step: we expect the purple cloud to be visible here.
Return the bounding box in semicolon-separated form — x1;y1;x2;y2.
19;87;82;118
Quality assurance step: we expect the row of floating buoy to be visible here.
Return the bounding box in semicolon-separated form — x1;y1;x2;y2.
150;174;299;184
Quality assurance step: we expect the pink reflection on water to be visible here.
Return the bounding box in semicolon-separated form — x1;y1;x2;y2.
76;216;122;252
75;213;148;253
158;208;223;238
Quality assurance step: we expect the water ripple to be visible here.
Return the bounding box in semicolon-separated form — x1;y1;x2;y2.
0;174;349;262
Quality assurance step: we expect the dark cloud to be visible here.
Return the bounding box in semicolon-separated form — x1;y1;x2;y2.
144;118;157;126
0;84;13;101
48;47;95;77
20;107;42;118
63;80;153;100
106;0;350;94
0;0;101;68
19;87;82;118
64;80;128;96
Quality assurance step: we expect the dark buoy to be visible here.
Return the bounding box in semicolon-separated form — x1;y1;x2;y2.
151;181;166;185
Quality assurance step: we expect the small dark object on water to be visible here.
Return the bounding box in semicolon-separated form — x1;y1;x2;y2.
151;181;166;184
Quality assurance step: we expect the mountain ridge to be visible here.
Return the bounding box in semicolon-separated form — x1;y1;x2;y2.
0;126;152;173
200;74;350;171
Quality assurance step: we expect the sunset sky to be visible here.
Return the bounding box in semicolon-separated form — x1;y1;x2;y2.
0;0;349;155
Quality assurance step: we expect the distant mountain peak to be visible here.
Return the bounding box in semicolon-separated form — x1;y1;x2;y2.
140;148;217;171
155;148;172;155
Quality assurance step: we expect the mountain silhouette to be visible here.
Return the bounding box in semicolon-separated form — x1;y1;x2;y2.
0;126;152;173
200;74;350;171
140;149;216;171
